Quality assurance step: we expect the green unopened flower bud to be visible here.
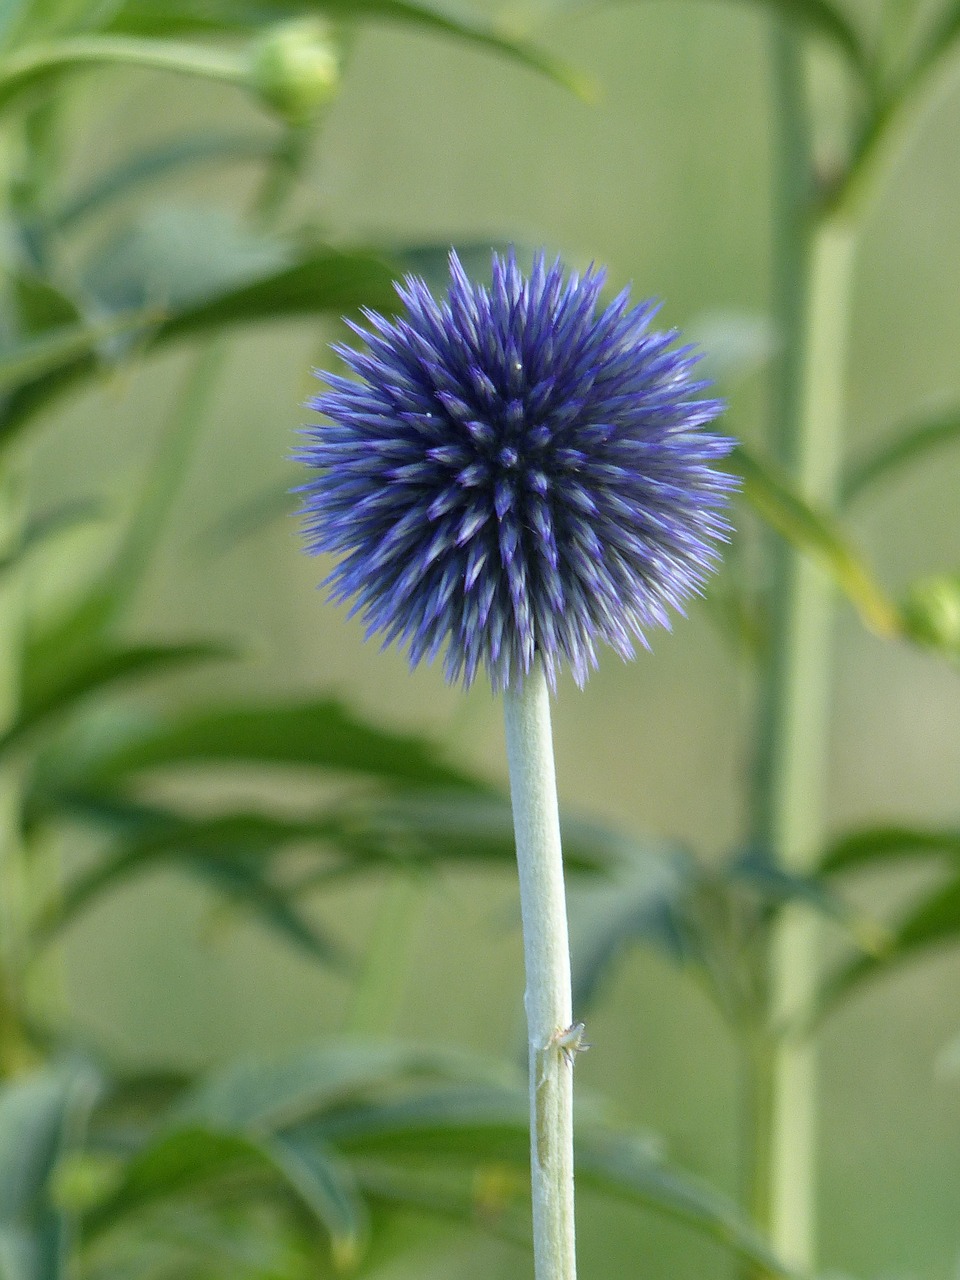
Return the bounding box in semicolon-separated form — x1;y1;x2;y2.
250;19;340;126
902;574;960;653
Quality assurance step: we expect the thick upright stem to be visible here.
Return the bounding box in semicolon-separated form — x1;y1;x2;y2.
766;217;856;1270
746;23;859;1269
503;663;576;1280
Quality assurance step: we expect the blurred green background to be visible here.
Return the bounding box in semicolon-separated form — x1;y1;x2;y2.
21;5;960;1277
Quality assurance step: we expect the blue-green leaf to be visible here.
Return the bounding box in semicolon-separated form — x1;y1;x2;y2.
819;875;960;1014
0;1069;96;1280
1;640;233;760
85;700;482;790
569;846;700;1016
821;823;960;874
0;244;398;448
841;407;960;507
53;134;280;230
0;499;105;581
732;444;903;637
557;0;868;76
107;0;589;96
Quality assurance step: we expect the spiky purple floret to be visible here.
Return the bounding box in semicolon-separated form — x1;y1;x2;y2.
297;249;736;692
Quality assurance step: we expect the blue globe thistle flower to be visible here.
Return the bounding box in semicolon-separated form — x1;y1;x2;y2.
297;249;736;692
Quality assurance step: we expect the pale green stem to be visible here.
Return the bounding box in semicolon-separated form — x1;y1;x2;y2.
105;338;227;622
105;122;314;623
343;873;422;1036
502;662;576;1280
0;461;30;1075
766;219;857;1269
0;36;247;114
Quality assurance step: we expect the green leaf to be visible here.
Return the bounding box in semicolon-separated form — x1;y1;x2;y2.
256;1132;368;1268
2;639;232;760
169;1043;475;1133
107;0;589;97
732;443;903;637
53;134;280;230
0;244;398;448
569;0;866;74
821;823;960;874
0;1069;96;1280
187;856;349;968
87;699;483;790
32;797;348;967
82;206;291;316
34;785;614;952
308;1082;788;1272
569;848;701;1015
90;1045;785;1272
154;246;399;341
0;307;158;399
336;792;618;876
0;34;247;115
820;875;960;1013
82;1127;264;1233
0;499;105;580
574;1131;786;1273
11;276;81;333
84;1124;366;1267
727;851;889;954
841;407;960;507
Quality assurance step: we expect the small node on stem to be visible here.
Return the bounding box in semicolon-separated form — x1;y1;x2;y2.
549;1021;590;1068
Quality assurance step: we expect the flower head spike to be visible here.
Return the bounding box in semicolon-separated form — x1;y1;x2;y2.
297;249;737;692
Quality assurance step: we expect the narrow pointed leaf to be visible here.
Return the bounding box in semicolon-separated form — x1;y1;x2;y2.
170;1043;499;1134
841;408;960;506
0;1069;96;1280
87;700;482;790
0;35;247;115
574;1131;787;1273
0;499;104;579
569;849;701;1016
339;793;617;875
254;1132;368;1266
0;308;157;397
307;1083;788;1272
821;824;960;874
557;0;868;77
30;793;346;966
727;851;888;951
0;246;398;448
85;1125;362;1267
820;875;960;1012
1;641;232;760
107;0;589;96
54;133;279;229
732;444;902;636
189;857;349;968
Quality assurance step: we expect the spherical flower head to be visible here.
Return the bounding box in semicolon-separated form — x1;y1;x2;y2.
297;249;737;692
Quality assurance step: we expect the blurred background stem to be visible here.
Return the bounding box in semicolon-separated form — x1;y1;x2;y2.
106;123;314;626
343;872;423;1036
0;460;31;1077
746;22;858;1271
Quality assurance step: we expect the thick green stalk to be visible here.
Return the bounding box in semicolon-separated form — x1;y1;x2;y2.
766;215;856;1270
746;23;859;1271
503;663;577;1280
